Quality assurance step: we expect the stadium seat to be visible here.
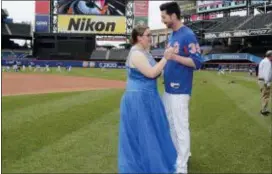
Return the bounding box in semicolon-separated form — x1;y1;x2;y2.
1;49;31;59
108;49;129;61
7;23;31;37
211;16;248;32
239;13;272;30
90;50;108;60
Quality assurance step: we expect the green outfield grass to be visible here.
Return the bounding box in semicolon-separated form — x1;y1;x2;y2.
2;69;271;173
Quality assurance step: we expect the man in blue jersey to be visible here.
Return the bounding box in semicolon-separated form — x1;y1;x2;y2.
160;2;204;173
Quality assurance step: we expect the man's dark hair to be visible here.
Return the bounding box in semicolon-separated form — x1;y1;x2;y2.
159;2;181;20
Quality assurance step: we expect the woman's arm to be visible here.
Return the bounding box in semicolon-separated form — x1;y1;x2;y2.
131;50;168;79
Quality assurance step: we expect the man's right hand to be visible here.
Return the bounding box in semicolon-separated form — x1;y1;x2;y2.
164;47;175;60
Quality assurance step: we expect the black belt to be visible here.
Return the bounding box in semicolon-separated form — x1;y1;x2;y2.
258;78;264;81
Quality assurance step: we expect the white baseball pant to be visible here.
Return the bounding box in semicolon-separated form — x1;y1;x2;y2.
162;92;190;174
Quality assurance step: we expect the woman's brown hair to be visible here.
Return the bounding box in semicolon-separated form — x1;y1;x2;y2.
130;24;149;45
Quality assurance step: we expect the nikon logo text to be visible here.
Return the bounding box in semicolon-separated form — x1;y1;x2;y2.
68;18;116;32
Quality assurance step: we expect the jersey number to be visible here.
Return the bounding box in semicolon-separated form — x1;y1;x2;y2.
188;43;201;54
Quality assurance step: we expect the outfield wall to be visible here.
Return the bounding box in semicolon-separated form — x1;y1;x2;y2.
203;53;263;64
1;59;126;69
2;52;263;70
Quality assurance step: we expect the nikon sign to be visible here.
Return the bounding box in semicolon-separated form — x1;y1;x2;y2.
58;15;126;34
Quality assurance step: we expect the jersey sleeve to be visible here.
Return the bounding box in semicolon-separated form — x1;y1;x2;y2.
184;33;204;70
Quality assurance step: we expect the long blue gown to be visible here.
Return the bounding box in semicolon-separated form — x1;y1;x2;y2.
118;47;177;173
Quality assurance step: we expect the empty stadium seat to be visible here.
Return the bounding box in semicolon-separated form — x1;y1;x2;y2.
211;16;248;32
239;13;272;30
1;50;13;58
208;45;240;54
108;49;129;61
239;46;270;57
7;23;31;37
89;50;107;60
185;19;219;32
1;49;31;59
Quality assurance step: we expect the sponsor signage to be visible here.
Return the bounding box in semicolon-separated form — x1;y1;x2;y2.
58;15;126;34
35;1;50;14
212;53;248;60
204;28;272;39
197;0;246;13
84;61;126;69
190;14;218;21
177;0;197;16
197;0;222;7
203;53;262;63
96;36;127;41
248;28;271;35
96;62;125;69
35;15;50;32
134;0;149;17
134;16;148;26
57;0;126;16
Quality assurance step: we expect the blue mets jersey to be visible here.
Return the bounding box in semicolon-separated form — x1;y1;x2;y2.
163;25;203;95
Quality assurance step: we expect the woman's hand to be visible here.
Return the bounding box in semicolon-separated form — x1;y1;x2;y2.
164;47;175;60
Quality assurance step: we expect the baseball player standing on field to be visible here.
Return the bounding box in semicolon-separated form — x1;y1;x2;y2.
160;2;204;173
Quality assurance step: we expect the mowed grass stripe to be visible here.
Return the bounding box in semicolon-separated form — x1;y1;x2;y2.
2;89;124;170
208;72;271;132
4;109;120;173
2;91;81;112
222;72;260;90
2;89;117;132
189;72;271;173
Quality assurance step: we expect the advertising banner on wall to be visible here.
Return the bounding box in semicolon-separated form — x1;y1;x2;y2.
203;53;262;63
35;0;50;14
134;16;148;26
176;0;197;16
204;28;272;39
57;15;126;34
35;15;50;33
134;0;148;27
57;0;126;16
197;0;246;13
134;0;149;17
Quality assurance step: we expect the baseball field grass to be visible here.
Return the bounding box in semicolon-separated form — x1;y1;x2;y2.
2;68;271;173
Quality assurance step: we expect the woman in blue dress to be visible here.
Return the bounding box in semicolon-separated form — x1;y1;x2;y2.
118;24;177;173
